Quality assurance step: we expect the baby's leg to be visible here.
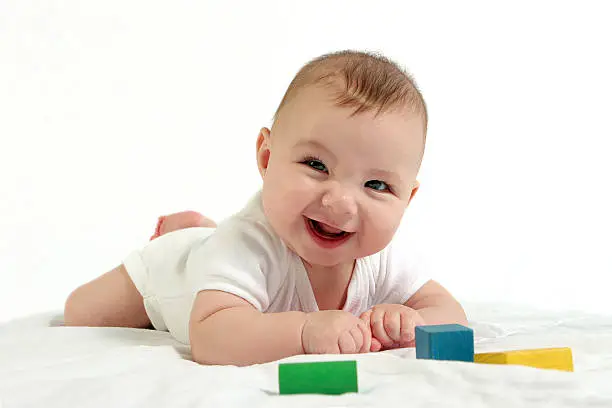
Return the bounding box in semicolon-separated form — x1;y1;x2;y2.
150;211;216;240
64;212;216;329
64;265;151;328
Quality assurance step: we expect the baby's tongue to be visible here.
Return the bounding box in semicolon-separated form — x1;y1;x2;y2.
318;221;344;234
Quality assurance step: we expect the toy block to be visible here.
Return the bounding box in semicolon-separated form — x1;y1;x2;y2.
416;324;474;362
475;347;573;372
278;360;358;395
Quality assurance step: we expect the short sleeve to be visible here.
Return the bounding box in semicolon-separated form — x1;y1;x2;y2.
374;236;432;306
185;218;281;312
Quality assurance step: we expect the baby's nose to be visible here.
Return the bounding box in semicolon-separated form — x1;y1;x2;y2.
321;186;358;218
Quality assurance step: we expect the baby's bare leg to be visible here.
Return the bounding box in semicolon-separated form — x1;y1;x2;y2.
64;211;216;328
150;211;217;240
64;265;151;328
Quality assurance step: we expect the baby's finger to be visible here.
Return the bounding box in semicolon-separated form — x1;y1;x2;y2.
357;320;372;353
384;310;401;343
349;327;364;353
371;337;383;352
371;308;394;348
399;312;417;346
338;330;357;354
360;309;372;323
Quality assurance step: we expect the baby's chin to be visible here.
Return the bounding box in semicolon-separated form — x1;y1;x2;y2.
283;241;346;266
300;254;350;267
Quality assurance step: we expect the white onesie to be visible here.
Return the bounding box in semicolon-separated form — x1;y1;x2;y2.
123;190;431;344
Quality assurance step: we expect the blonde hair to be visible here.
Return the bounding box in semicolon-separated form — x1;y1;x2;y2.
273;50;428;133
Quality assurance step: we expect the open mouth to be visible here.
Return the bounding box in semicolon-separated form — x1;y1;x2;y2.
306;218;352;241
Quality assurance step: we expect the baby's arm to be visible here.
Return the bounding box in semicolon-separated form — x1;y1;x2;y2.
189;290;373;366
403;280;467;326
189;290;306;366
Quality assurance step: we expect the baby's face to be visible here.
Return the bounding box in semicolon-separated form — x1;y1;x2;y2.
258;85;424;268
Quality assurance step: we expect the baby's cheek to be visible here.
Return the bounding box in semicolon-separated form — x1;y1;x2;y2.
360;217;399;255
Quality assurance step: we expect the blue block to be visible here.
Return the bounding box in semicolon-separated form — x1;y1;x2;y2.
415;324;474;362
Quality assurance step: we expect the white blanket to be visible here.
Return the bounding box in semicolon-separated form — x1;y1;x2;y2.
1;303;611;407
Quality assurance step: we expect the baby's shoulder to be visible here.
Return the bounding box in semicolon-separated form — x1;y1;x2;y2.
204;193;290;274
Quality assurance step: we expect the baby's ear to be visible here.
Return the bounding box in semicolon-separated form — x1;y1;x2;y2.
256;127;271;178
406;181;420;207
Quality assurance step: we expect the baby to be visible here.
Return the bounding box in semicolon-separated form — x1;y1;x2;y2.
64;50;467;366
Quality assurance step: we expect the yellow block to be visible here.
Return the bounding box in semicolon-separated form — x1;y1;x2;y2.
474;347;573;372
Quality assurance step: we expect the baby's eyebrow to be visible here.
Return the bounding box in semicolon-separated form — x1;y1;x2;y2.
294;140;337;162
369;168;402;184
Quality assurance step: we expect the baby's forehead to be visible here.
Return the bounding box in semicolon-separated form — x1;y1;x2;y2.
292;108;422;164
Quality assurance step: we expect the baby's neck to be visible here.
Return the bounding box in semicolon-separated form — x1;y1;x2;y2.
302;260;356;311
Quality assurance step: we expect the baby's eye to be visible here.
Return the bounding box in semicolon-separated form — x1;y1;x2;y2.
365;180;390;192
302;158;328;173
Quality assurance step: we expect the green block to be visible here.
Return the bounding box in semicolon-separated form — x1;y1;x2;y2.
278;360;358;395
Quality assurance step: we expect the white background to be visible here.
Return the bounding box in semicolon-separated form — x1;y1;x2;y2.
1;1;611;323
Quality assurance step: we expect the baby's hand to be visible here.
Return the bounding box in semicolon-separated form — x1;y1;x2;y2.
360;304;425;351
301;310;373;355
